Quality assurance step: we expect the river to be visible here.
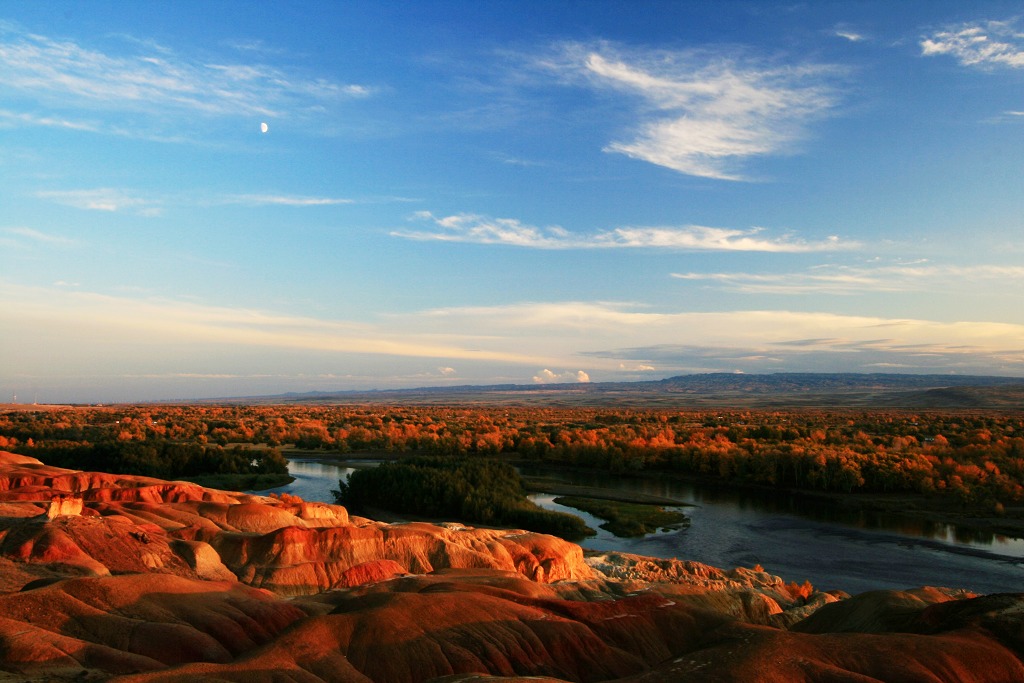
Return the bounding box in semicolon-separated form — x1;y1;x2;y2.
260;458;1024;596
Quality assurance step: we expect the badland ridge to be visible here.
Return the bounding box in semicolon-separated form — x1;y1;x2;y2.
0;449;1023;681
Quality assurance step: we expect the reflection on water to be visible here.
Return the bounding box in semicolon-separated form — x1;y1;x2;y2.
517;464;1024;556
263;459;1024;594
256;459;359;504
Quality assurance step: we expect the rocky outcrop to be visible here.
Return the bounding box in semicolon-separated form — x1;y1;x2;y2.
0;453;592;594
206;521;592;595
1;450;1024;682
46;494;84;519
584;551;845;627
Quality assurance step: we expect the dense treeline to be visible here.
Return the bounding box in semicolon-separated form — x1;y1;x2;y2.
3;404;1024;510
335;456;593;541
0;408;290;484
28;439;289;483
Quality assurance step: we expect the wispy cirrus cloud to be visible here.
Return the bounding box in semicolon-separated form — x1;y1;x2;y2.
224;194;355;207
539;43;839;180
223;38;287;56
577;317;1024;376
833;28;867;43
4;286;1024;398
0;108;98;131
35;188;369;213
394;211;855;252
921;19;1024;68
0;282;550;368
35;188;163;216
984;109;1024;124
0;25;371;128
409;301;1024;375
672;262;1024;294
396;212;571;248
4;226;75;247
608;227;851;252
0;107;194;143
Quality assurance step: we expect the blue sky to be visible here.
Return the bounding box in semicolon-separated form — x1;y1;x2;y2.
2;1;1024;402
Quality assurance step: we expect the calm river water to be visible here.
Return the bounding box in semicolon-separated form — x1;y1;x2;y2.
260;458;1024;596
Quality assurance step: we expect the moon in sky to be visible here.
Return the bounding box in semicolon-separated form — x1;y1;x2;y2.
260;122;269;133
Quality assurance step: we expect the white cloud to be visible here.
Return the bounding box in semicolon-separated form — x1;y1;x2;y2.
672;263;1024;294
544;44;838;179
618;363;656;372
225;194;355;207
0;26;371;127
984;109;1024;124
406;301;1024;376
35;188;162;215
36;189;365;213
396;212;855;252
4;226;75;246
4;287;1024;395
921;20;1024;68
834;30;866;43
607;227;852;252
0;108;98;131
533;369;591;384
533;369;558;383
0;283;551;369
578;315;1024;376
491;152;549;167
224;39;286;56
398;212;570;248
341;84;373;98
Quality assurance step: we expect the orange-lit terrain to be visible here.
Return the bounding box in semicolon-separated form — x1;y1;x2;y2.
1;445;1023;682
7;404;1024;527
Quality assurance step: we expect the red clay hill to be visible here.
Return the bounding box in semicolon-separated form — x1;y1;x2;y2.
0;449;1022;682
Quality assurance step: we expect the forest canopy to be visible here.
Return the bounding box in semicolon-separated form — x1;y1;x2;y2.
334;456;594;541
2;404;1023;512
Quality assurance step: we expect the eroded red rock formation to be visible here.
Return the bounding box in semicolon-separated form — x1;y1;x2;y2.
0;452;590;594
0;450;1022;683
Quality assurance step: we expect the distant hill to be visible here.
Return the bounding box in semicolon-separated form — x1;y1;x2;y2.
224;372;1024;410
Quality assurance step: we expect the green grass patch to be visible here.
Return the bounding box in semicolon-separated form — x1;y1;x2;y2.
553;496;690;538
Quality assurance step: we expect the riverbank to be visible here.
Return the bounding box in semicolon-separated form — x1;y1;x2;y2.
261;455;1024;594
289;449;696;507
515;459;1024;542
521;477;692;506
783;486;1024;540
282;449;1024;541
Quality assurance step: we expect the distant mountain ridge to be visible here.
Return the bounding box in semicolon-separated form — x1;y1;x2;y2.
235;372;1024;409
